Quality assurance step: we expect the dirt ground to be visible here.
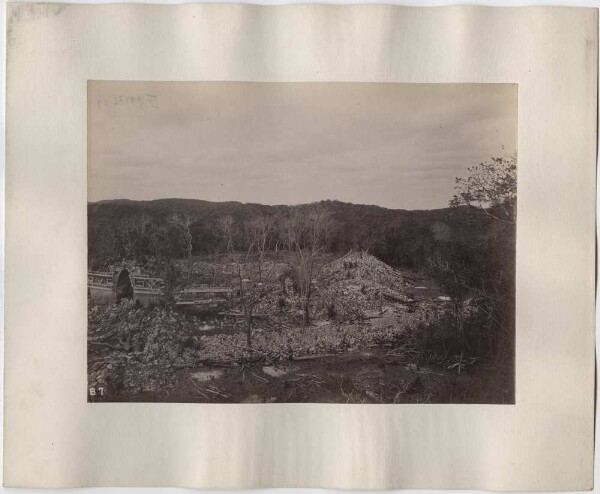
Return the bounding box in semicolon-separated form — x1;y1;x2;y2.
94;347;488;404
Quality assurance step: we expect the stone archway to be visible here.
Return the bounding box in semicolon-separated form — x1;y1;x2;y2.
115;269;133;302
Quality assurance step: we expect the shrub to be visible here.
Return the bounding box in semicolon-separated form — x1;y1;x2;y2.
327;302;337;319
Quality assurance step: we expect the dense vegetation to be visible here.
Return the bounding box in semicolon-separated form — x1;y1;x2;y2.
89;200;500;266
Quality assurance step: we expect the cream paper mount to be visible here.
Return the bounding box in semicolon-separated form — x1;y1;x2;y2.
4;3;598;490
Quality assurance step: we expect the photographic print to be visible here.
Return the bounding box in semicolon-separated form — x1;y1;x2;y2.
88;82;517;404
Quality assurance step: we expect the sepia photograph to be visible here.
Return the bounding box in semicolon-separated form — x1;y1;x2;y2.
87;82;517;404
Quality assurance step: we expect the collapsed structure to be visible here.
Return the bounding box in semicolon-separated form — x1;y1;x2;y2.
174;287;232;313
88;269;164;307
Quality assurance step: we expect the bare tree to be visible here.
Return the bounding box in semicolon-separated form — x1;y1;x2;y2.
362;226;385;254
236;217;276;347
245;216;273;281
150;227;179;294
168;213;193;280
216;215;235;254
285;204;332;327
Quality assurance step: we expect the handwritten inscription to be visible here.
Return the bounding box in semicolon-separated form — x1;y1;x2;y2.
96;94;159;110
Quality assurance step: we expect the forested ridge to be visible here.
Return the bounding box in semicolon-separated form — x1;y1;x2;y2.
89;199;503;269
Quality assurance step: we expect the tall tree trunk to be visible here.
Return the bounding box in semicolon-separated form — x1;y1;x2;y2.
258;256;262;283
245;311;253;347
303;291;311;326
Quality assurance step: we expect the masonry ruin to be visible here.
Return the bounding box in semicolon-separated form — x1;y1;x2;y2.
88;269;165;307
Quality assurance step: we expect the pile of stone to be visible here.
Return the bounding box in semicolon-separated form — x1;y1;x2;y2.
316;251;413;320
199;313;425;363
324;251;404;287
88;302;218;394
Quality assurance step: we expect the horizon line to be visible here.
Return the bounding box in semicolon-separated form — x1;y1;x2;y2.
87;197;461;212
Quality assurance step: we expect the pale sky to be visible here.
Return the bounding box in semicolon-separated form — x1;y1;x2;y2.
88;82;517;210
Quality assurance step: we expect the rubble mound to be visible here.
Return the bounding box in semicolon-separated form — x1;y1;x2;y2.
324;251;404;288
316;252;411;320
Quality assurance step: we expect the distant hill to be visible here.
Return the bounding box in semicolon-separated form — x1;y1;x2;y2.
88;197;464;229
88;198;506;273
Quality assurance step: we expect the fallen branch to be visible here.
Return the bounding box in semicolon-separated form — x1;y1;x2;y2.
88;329;118;342
292;353;337;361
206;385;231;398
245;366;269;383
89;339;131;352
189;380;210;399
